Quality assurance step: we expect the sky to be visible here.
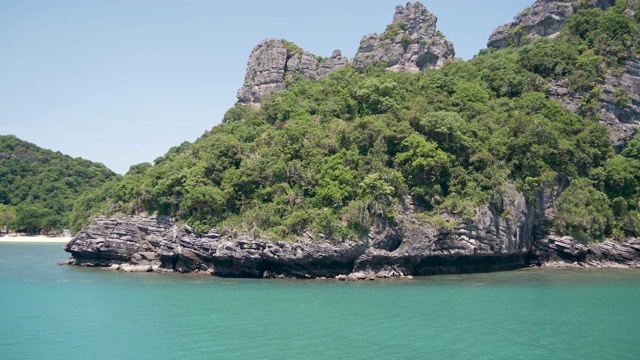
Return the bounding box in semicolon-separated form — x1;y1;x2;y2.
1;0;533;174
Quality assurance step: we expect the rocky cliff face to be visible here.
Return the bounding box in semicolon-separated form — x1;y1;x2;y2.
487;0;617;50
353;2;455;73
236;39;348;104
530;235;640;267
64;183;639;279
237;2;455;104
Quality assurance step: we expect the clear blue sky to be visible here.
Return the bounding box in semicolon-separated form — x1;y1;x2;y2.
1;0;532;174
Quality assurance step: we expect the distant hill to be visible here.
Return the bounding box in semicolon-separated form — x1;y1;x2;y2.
0;135;118;234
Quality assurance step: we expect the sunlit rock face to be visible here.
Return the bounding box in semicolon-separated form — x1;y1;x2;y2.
353;2;455;73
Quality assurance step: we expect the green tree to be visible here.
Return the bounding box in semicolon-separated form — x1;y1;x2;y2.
0;204;17;233
553;179;613;243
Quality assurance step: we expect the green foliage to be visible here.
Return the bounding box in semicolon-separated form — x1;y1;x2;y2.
0;135;118;234
281;40;304;57
518;7;532;17
62;4;640;243
14;205;60;234
223;104;253;124
621;135;640;159
553;179;613;243
506;25;528;47
380;20;405;41
401;33;413;50
612;88;631;108
0;204;17;233
518;38;578;79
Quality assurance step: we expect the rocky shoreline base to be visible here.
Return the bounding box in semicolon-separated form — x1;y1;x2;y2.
62;215;640;280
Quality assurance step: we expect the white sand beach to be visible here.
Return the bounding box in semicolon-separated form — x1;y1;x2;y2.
0;235;72;243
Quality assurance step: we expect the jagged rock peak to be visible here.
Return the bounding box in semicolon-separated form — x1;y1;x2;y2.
236;38;348;104
353;2;455;73
487;0;617;50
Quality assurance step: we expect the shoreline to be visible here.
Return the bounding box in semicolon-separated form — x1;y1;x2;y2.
0;235;72;243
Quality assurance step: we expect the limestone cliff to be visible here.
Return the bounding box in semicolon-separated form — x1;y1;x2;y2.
237;2;455;104
236;39;348;104
487;0;616;50
353;2;455;73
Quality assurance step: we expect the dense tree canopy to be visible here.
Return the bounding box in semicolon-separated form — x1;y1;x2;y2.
0;135;118;233
5;2;640;243
71;2;640;243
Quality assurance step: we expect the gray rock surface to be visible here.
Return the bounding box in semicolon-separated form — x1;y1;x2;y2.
531;235;640;267
236;39;348;104
0;153;37;163
599;59;640;147
64;181;639;279
487;0;617;50
236;2;456;104
353;2;455;73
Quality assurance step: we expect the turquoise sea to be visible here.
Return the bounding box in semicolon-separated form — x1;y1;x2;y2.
1;243;639;359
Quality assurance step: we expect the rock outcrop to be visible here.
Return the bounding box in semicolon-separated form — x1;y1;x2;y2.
531;235;640;268
236;39;348;104
0;153;37;163
487;0;617;50
236;2;454;104
353;2;455;72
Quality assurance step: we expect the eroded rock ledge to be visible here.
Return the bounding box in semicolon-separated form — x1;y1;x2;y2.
63;211;639;280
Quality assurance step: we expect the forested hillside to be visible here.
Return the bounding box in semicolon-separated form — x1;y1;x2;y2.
69;1;640;244
0;135;118;233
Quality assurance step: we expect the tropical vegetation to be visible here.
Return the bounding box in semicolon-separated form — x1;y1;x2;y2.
4;2;640;244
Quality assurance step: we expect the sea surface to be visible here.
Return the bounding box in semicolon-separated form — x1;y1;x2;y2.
1;243;639;360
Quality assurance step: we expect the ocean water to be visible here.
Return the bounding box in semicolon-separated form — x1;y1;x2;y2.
1;243;639;360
